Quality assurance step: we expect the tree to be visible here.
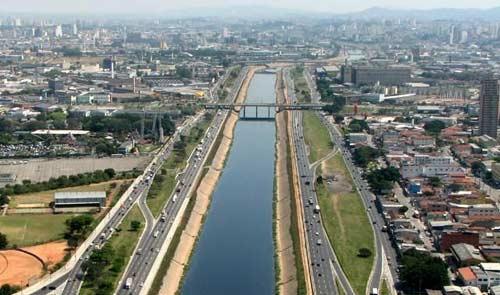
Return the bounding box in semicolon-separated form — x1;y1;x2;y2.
349;119;369;132
424;120;446;136
334;115;344;124
353;146;380;168
366;167;401;194
447;183;463;193
358;248;372;258
471;161;484;176
175;66;192;79
104;168;116;179
428;177;442;187
0;233;8;249
400;249;449;291
0;193;8;206
65;215;95;247
399;206;409;215
130;220;142;231
0;284;20;295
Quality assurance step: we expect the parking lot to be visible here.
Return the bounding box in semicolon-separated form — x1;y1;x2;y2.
0;156;150;185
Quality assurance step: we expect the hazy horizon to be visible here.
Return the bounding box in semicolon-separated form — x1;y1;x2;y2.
1;0;499;15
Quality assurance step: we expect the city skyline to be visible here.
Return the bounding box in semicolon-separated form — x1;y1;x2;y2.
1;0;499;14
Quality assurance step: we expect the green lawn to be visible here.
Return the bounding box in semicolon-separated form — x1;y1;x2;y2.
317;154;375;295
0;214;74;247
302;111;333;163
291;67;311;103
146;169;177;218
301;111;374;294
80;204;144;295
146;116;212;218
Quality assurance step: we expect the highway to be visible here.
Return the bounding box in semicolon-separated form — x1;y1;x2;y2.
304;66;398;294
22;68;248;295
27;113;203;295
285;69;354;295
115;67;248;295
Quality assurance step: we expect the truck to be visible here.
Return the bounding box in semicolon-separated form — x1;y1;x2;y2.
313;205;321;213
125;277;133;289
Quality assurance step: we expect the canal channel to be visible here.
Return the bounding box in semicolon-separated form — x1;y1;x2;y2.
181;73;277;295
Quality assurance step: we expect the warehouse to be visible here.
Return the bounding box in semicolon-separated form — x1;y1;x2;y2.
53;191;106;213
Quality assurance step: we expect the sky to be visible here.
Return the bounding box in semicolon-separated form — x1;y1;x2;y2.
2;0;499;14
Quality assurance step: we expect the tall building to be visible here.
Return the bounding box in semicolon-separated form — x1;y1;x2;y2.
341;64;411;86
479;79;500;138
55;25;63;38
449;25;456;45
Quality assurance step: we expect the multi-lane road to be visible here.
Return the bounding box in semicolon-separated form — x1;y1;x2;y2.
304;66;399;294
285;69;354;295
301;66;401;294
115;67;248;294
26;112;206;295
21;68;248;295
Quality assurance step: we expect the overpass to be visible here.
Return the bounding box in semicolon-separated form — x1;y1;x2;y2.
203;102;324;120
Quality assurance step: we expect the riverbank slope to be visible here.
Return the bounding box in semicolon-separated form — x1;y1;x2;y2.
156;66;261;295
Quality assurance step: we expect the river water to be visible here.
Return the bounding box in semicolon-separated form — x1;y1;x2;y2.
181;73;276;295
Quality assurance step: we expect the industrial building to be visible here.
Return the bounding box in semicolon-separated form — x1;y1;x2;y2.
341;64;411;86
53;191;106;213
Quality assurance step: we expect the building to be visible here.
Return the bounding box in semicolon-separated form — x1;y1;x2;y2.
118;140;135;154
401;155;465;179
440;230;480;252
54;191;106;213
48;78;64;92
469;204;500;218
451;243;485;266
341;64;411;86
347;133;369;144
479;79;500;139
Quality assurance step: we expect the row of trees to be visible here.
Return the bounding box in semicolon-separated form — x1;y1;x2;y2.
81;244;118;295
0;168;127;196
82;113;175;136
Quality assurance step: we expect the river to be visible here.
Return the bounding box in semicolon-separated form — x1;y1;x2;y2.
181;73;277;295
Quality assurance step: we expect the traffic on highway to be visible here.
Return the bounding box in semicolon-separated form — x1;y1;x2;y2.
285;69;353;295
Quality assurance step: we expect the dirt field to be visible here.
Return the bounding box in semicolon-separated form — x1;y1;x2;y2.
0;156;149;185
0;241;67;287
157;67;261;295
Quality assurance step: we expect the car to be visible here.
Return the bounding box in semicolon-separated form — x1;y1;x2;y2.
315;231;319;236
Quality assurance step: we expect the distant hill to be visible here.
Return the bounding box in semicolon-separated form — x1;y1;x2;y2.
342;6;500;20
